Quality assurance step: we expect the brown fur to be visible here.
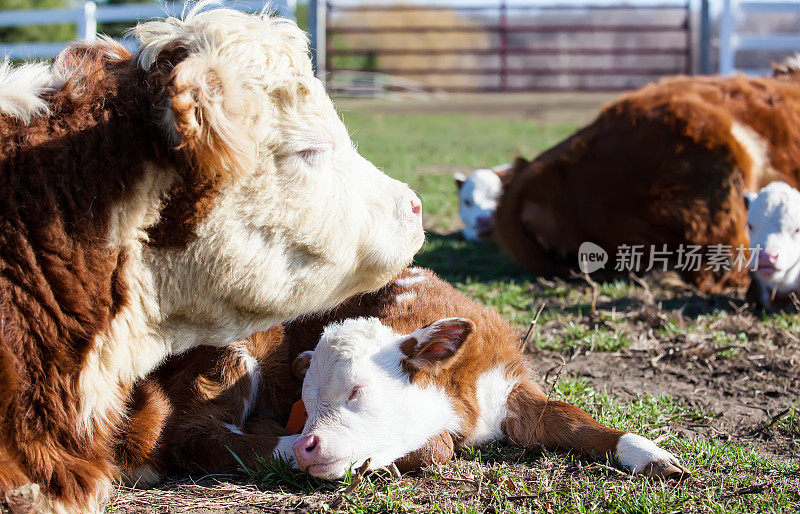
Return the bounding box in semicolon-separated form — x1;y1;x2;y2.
0;39;244;509
495;74;800;293
121;268;632;478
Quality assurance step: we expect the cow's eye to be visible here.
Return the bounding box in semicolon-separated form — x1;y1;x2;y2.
794;228;800;235
347;385;363;403
747;223;753;231
463;199;473;208
297;144;333;166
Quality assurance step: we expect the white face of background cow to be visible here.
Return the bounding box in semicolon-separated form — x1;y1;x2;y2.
746;182;800;297
292;317;472;479
135;10;424;347
454;166;507;241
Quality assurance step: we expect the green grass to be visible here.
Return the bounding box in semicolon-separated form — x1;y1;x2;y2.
338;108;575;230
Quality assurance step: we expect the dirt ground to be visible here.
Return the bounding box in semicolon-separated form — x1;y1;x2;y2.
527;277;800;461
336;92;619;125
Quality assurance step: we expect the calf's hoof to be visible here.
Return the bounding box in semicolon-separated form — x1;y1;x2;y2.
616;433;689;481
643;459;691;481
2;483;43;514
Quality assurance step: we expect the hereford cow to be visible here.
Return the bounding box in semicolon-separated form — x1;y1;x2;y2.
746;182;800;309
118;267;687;485
0;8;423;512
492;67;800;292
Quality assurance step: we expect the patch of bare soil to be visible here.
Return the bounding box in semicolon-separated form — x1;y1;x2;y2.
527;275;799;460
335;92;618;124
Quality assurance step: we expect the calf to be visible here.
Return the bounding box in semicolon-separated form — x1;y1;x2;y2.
0;7;422;512
746;182;800;308
454;164;512;241
494;68;800;292
121;268;687;483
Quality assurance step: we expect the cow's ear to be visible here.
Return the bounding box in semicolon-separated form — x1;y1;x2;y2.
400;318;474;372
744;191;758;210
162;47;258;179
454;173;467;190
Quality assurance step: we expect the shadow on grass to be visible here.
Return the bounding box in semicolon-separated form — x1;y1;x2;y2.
416;232;746;321
413;231;530;283
558;291;747;320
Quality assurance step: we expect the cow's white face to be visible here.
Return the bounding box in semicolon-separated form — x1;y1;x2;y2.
455;168;505;241
747;181;800;295
136;10;424;347
293;317;472;479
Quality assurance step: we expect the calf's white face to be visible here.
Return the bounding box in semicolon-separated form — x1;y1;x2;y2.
454;166;506;241
293;317;473;479
746;182;800;297
136;10;424;347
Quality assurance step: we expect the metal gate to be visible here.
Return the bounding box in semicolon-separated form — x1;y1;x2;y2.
321;2;692;93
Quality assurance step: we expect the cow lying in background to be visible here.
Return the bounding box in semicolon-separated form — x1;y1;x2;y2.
119;268;688;483
0;7;423;512
487;66;800;292
454;164;512;241
746;182;800;309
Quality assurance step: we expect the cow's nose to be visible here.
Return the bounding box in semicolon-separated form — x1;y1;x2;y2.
292;434;320;469
475;214;493;229
410;197;422;217
758;251;778;266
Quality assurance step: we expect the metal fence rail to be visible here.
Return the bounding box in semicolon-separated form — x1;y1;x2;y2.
719;0;800;75
0;0;290;60
323;1;692;93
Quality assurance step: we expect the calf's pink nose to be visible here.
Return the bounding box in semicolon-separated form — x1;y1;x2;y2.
758;251;778;266
293;433;321;468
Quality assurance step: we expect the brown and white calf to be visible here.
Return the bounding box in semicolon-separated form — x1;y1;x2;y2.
492;65;800;292
121;268;687;483
0;7;422;512
746;182;800;309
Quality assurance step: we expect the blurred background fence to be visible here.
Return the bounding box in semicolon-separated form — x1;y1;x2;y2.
0;0;799;94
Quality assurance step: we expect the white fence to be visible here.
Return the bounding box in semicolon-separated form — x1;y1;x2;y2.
719;0;800;74
0;0;293;60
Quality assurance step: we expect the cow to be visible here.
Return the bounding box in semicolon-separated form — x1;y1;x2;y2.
746;182;800;309
117;267;688;485
454;164;511;241
0;7;423;512
491;68;800;292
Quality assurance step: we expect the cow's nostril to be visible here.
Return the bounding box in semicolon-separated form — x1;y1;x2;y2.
410;198;422;216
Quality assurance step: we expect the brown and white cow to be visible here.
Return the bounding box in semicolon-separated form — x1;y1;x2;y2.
120;268;687;485
490;68;800;292
0;7;422;512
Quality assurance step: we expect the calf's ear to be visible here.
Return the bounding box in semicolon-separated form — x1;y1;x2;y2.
454;173;467;190
400;318;474;372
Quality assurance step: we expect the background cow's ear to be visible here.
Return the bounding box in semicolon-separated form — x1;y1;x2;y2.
454;173;467;190
165;51;258;179
744;191;758;210
401;318;474;372
292;351;314;380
